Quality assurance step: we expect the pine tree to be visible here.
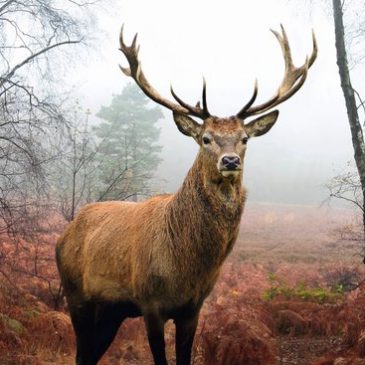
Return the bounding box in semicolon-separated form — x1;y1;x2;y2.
94;83;163;201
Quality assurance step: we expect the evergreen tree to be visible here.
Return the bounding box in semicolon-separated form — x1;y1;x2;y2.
94;83;163;201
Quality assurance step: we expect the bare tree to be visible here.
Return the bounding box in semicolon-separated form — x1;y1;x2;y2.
50;104;99;222
0;0;104;306
0;0;100;234
328;167;363;211
331;0;365;260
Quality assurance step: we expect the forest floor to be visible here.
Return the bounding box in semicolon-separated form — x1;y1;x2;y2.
1;202;365;365
277;336;341;365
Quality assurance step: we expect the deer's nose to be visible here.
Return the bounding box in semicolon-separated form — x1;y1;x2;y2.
221;155;241;170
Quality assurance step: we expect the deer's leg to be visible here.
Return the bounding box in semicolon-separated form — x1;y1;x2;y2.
143;310;168;365
70;302;125;365
175;310;200;365
69;303;97;365
91;302;126;364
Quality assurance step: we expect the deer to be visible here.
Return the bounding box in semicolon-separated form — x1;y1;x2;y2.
56;25;317;365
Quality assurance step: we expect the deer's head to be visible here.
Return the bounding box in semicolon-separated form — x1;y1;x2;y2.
119;26;317;181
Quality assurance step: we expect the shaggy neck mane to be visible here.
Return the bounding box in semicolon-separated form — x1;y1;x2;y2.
165;151;246;271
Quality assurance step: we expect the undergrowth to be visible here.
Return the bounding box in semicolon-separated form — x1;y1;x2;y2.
263;273;345;304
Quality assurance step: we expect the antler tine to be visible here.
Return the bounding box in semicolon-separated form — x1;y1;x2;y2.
119;24;127;49
237;26;317;118
170;85;198;114
273;25;294;72
119;26;211;120
237;79;259;119
170;79;210;119
202;78;210;117
309;29;318;68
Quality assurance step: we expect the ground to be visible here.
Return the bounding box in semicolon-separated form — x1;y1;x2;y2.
0;202;364;365
277;336;342;365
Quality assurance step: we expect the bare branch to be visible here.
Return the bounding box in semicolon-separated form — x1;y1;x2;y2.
353;88;365;120
1;39;82;87
0;0;17;14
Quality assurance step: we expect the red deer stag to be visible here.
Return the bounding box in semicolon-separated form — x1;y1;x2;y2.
56;25;317;365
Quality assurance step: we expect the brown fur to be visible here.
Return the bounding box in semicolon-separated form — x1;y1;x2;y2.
57;134;246;312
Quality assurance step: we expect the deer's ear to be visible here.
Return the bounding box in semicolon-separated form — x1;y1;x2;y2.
173;112;202;142
244;110;279;137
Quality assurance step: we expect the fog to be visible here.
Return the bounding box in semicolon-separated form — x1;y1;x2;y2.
69;0;363;205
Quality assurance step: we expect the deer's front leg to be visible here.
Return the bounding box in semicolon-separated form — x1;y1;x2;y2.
175;309;200;365
143;310;168;365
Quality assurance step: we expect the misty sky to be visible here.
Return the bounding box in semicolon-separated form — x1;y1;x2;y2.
68;0;364;206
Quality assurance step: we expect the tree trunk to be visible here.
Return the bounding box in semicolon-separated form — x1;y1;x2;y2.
332;0;365;261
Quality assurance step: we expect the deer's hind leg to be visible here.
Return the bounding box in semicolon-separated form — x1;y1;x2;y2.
70;302;126;365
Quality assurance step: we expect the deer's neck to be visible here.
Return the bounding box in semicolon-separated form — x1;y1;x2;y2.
166;152;246;268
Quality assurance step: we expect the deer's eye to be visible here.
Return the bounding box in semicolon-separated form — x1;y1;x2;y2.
242;137;249;144
203;136;211;145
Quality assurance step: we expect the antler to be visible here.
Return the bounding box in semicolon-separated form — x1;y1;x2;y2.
119;25;210;119
237;25;318;119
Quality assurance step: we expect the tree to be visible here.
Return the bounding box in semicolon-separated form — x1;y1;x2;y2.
330;0;365;260
94;83;163;201
50;104;99;222
0;0;105;308
0;0;99;235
